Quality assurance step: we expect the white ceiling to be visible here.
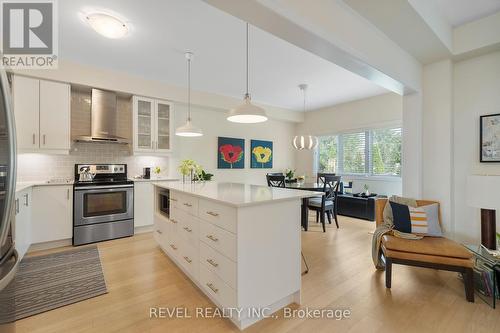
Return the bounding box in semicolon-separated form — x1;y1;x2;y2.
58;0;387;111
433;0;500;27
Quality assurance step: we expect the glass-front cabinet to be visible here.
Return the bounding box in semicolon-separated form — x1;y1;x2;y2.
133;96;173;154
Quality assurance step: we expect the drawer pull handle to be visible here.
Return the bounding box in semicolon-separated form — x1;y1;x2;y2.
206;283;219;294
206;211;219;217
183;226;192;233
206;235;218;242
170;219;178;224
156;229;163;234
206;259;218;267
183;256;192;264
170;244;177;250
183;203;193;207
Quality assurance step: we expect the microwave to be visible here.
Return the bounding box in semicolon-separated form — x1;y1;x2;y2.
158;190;170;218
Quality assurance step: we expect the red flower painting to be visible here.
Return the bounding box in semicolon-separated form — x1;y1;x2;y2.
219;144;243;168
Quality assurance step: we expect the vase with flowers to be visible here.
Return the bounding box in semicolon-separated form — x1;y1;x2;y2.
178;159;214;183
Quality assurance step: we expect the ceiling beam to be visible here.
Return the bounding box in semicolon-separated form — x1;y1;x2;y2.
204;0;421;95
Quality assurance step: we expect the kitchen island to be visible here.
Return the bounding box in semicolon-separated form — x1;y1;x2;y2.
152;181;321;330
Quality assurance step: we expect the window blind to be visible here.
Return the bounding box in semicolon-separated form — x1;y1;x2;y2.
316;126;402;178
341;131;366;174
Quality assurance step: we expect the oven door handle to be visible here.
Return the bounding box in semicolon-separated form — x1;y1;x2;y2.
75;184;134;190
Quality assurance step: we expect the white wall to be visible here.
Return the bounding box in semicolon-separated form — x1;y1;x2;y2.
294;93;402;195
170;103;295;185
422;59;453;234
453;51;500;244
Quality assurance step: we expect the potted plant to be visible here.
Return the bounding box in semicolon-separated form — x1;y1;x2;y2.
363;184;370;196
285;168;297;183
153;166;161;179
198;169;214;181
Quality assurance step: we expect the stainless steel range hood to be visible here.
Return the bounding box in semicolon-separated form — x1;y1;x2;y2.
75;89;129;144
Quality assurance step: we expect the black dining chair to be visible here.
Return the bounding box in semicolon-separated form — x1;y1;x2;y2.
317;172;336;185
266;174;285;188
308;175;341;232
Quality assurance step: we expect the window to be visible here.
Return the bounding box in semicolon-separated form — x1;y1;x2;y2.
316;127;401;177
371;127;401;176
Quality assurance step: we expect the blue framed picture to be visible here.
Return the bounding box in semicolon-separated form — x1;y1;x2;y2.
251;140;273;168
218;137;245;169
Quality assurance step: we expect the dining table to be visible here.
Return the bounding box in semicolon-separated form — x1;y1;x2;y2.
284;182;325;231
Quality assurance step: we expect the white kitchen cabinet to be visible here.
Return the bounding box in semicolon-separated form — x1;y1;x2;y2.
153;184;303;330
132;96;173;154
31;185;73;244
39;80;71;151
12;76;39;150
14;187;32;259
12;75;71;154
134;182;154;227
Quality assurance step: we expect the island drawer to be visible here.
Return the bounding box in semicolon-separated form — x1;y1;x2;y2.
199;264;236;308
200;220;237;261
165;229;181;260
198;199;237;234
178;239;199;280
176;192;199;216
178;214;199;248
153;217;168;247
200;241;236;289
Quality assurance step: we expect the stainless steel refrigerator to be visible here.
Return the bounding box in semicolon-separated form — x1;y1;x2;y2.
0;69;17;332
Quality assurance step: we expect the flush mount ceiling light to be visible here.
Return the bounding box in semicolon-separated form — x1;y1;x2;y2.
293;84;318;150
227;23;267;124
86;13;129;39
176;52;203;137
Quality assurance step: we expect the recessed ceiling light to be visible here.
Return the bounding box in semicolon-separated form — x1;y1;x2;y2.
86;13;128;39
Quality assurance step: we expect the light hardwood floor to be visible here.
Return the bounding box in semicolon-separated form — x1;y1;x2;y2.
16;216;499;333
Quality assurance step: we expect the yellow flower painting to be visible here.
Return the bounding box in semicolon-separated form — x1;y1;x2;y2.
251;140;273;168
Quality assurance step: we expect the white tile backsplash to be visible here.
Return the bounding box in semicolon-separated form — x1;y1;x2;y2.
17;142;169;181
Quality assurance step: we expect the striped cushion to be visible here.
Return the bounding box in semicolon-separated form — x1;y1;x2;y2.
409;207;429;234
390;201;442;237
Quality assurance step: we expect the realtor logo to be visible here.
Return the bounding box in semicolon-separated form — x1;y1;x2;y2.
1;0;58;68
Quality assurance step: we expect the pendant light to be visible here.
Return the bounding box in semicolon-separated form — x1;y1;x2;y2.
227;23;268;123
293;84;318;150
176;52;203;137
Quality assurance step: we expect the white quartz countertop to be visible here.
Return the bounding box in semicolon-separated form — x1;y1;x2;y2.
152;181;323;207
16;179;74;192
129;177;179;182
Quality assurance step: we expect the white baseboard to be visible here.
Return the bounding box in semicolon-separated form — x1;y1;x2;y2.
28;239;72;253
134;225;154;234
27;225;153;253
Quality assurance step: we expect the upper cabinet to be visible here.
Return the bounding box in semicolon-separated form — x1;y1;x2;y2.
13;75;71;154
132;96;173;154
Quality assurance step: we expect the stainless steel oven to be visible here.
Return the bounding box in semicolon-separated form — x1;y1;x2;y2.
74;184;133;226
73;164;134;246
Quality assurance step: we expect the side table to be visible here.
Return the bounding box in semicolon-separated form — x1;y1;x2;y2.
465;244;500;308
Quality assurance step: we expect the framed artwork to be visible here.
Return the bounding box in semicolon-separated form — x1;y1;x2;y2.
218;137;245;169
251;139;273;168
480;113;500;162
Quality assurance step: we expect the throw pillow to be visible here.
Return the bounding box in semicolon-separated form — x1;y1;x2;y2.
389;201;443;236
383;195;418;226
